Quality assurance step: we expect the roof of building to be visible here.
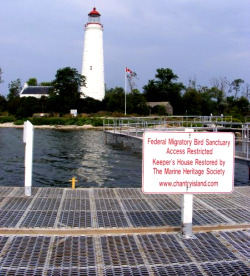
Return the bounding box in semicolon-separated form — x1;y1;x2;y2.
20;86;51;95
147;101;172;107
88;7;101;17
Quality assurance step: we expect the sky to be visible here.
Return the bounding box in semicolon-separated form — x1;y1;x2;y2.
0;0;250;96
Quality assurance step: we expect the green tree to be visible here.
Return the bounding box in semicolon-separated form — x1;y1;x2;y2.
15;97;40;118
50;67;86;113
7;79;21;101
151;105;167;116
126;90;150;115
77;97;103;114
104;87;125;112
0;67;3;85
225;96;249;120
0;95;7;112
26;78;38;86
230;79;244;98
40;81;52;86
143;68;185;114
182;88;202;115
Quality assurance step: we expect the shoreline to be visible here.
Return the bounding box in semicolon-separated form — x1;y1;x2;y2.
0;122;102;130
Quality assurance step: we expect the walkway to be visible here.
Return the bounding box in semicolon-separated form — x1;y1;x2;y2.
0;186;249;275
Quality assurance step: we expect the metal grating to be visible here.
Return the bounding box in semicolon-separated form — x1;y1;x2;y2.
0;236;50;268
201;261;250;276
93;189;116;198
95;198;122;211
0;268;44;275
101;235;144;266
97;211;129;228
49;236;96;268
20;211;57;228
126;211;165;227
0;236;8;251
219;230;250;260
137;234;192;265
0;211;25;227
0;187;13;197
218;208;250;223
227;196;250;209
235;186;250;197
103;266;150;276
37;188;63;198
0;231;249;275
151;264;203;276
58;211;92;228
11;187;39;197
0;187;250;275
61;198;91;211
116;188;144;198
201;197;240;209
149;198;180;210
30;197;61;211
121;198;153;211
182;232;238;262
46;268;97;276
64;189;90;198
1;197;33;211
193;210;228;225
158;211;182;226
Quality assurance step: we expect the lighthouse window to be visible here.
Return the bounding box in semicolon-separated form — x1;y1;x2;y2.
90;66;92;70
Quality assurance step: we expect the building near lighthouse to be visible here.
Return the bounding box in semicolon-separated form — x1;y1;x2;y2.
81;7;105;101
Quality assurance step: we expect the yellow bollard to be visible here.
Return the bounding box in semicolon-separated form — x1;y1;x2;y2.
69;177;78;189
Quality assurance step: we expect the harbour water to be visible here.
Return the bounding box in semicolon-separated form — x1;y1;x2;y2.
0;128;249;188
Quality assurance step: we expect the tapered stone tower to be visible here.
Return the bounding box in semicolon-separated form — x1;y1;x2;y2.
81;7;105;101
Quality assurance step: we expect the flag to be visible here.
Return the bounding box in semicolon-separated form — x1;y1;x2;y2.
126;67;133;74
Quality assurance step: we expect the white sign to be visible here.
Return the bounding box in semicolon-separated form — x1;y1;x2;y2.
70;109;77;117
142;131;234;194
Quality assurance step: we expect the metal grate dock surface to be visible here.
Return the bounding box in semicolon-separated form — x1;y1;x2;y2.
0;187;250;229
0;186;249;275
0;231;249;275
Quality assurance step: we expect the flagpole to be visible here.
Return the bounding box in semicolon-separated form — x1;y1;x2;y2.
125;67;127;115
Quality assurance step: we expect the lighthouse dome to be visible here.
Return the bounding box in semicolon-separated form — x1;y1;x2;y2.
87;7;101;24
88;7;101;17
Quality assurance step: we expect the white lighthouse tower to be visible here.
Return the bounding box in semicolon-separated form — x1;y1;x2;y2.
81;7;105;101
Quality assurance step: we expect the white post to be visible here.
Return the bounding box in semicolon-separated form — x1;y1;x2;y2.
125;68;127;115
181;194;193;238
23;121;34;196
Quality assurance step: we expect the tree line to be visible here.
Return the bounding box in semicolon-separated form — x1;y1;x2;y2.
0;66;249;121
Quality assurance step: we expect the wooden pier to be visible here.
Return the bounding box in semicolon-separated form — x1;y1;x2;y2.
0;186;249;275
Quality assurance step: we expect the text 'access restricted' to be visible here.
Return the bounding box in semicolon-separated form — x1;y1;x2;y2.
142;132;234;194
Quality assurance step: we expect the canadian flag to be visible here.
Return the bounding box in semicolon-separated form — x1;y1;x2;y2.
126;67;133;74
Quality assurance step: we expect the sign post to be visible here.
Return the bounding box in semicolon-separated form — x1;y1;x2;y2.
142;131;234;238
181;194;193;238
23;121;34;196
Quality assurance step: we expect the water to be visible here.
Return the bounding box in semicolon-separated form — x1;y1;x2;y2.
0;128;142;188
0;128;249;188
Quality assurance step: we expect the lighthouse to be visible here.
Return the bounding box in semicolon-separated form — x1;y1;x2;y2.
81;7;105;101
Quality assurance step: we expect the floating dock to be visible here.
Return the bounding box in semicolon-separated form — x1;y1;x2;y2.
0;186;249;275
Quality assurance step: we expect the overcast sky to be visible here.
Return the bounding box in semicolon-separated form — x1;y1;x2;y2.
0;0;249;96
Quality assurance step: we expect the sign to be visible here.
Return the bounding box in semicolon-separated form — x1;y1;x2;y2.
70;109;77;117
142;131;234;194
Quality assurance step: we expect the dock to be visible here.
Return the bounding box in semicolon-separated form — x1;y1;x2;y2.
0;186;249;275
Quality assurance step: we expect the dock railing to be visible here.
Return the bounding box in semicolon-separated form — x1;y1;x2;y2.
103;116;250;162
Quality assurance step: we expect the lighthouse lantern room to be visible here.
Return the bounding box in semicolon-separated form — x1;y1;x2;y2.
81;7;105;101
